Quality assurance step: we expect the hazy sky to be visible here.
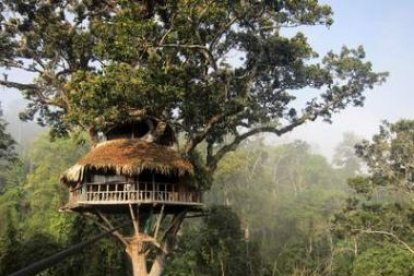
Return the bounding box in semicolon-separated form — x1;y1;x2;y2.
281;0;414;157
1;0;413;158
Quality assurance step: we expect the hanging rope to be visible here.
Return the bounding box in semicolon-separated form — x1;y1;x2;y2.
9;224;126;276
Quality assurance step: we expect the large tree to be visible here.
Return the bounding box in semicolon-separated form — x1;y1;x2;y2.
0;0;386;174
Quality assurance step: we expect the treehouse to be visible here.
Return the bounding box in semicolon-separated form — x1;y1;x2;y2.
60;118;203;213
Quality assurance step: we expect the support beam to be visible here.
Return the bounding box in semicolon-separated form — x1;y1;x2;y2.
129;203;140;235
153;205;165;240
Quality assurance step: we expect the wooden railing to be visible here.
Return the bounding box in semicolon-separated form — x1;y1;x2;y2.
70;181;202;205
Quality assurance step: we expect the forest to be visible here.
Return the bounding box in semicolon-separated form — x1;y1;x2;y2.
3;119;414;275
0;0;412;275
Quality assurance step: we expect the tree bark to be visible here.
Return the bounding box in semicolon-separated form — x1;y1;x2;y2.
149;254;165;276
126;237;148;276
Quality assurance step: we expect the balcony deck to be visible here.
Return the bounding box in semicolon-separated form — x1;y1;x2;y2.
63;181;203;212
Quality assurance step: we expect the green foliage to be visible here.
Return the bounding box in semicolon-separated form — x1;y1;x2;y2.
333;120;414;275
0;102;17;193
60;216;129;276
353;244;414;276
0;212;22;275
0;133;130;275
0;102;16;165
165;206;261;276
0;160;26;237
0;0;386;172
22;134;89;238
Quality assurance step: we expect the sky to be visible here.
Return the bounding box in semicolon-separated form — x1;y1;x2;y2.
1;0;413;158
280;0;414;157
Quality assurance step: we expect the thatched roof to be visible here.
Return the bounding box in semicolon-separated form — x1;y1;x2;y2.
61;139;193;185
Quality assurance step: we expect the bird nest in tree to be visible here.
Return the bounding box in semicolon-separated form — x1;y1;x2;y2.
61;139;193;185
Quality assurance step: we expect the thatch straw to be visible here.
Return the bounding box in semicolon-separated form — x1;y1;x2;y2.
61;139;193;185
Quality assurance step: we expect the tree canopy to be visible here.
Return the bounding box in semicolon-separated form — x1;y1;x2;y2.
0;0;387;172
333;120;414;275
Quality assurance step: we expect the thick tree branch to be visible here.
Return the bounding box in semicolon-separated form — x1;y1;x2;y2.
5;60;43;73
207;114;315;171
185;113;224;154
0;79;69;110
129;203;140;235
0;80;40;91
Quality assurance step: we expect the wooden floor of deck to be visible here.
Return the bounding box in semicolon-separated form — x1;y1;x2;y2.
61;201;204;214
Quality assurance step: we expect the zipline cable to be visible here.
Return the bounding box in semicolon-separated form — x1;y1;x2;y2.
9;224;126;276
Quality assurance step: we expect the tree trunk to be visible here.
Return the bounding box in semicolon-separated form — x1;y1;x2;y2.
126;238;148;276
149;254;165;276
95;209;187;276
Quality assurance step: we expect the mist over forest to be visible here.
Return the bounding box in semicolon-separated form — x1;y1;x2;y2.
1;96;43;154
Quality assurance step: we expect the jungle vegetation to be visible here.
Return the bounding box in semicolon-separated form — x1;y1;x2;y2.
2;118;414;275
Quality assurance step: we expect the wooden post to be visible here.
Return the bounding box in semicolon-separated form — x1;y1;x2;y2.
152;173;155;201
